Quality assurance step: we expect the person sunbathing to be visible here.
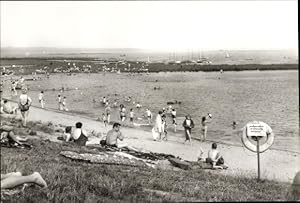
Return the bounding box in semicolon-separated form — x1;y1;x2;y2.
1;125;29;147
206;143;228;169
100;122;139;152
62;122;88;146
1;100;18;115
1;171;47;189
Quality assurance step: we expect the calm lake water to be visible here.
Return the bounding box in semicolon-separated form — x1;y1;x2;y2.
3;70;299;153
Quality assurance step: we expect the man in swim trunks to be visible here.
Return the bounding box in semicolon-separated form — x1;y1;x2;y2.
206;142;227;169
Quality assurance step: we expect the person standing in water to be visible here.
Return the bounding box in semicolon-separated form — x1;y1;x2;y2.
182;115;194;145
171;108;177;132
129;108;134;124
102;113;108;128
201;113;212;142
18;88;32;127
62;96;68;111
120;104;126;122
57;95;63;110
38;91;45;109
105;104;111;124
145;108;152;124
161;114;168;141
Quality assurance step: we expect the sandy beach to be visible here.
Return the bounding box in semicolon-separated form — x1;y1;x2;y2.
6;101;299;184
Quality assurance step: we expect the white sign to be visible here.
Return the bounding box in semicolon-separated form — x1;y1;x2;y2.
246;121;268;137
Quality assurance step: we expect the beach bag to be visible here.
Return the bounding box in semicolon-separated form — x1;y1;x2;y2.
152;127;160;140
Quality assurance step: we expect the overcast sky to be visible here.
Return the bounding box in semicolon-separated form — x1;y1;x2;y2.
0;1;298;50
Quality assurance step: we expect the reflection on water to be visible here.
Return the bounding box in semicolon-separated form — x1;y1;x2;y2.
3;70;299;152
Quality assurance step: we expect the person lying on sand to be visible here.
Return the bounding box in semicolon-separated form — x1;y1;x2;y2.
1;171;47;189
206;143;228;170
100;122;139;152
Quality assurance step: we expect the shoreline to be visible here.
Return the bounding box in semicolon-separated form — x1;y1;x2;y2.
2;101;299;183
4;96;300;155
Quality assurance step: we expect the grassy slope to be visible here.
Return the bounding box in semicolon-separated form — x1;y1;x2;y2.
1;117;294;202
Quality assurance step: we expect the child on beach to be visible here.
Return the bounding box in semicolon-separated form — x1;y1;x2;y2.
129;108;134;124
102;113;108;127
38;91;45;109
120;105;126;122
105;105;111;124
11;81;17;96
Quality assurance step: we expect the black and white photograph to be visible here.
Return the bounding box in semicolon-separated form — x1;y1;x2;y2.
0;1;299;201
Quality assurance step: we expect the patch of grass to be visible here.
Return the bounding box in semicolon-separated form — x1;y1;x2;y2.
1;137;294;202
0;117;295;201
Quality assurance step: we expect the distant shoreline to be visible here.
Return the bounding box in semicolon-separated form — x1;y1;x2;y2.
0;57;298;76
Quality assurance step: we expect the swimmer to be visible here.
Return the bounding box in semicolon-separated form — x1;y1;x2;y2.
102;97;107;105
136;102;142;110
232;121;237;129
